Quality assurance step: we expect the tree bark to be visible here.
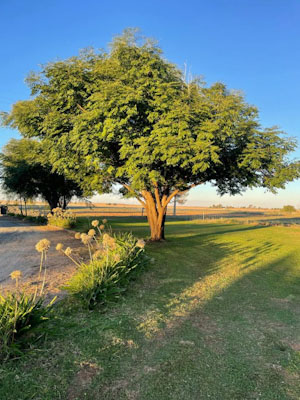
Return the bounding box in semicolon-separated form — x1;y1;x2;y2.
45;194;60;211
142;190;169;241
123;184;183;241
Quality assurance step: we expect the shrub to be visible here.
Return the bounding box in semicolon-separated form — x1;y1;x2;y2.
59;220;148;308
47;207;76;228
0;292;55;360
282;205;296;213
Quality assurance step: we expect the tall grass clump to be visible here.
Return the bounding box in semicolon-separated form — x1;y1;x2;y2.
59;220;148;308
0;240;55;360
47;207;76;228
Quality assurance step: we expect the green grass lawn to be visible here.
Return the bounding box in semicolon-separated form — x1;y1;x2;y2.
1;220;299;399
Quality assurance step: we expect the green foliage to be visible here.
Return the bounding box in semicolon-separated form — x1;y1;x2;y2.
282;205;296;213
63;232;148;308
2;29;299;239
0;139;83;210
3;30;299;197
47;207;76;228
0;291;54;360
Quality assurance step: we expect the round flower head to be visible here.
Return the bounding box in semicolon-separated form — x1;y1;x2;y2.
99;224;105;230
56;243;63;251
102;234;116;250
102;233;110;243
65;247;72;256
136;239;145;249
74;232;81;239
10;270;22;280
35;238;51;253
81;233;92;245
102;219;107;224
91;220;99;227
88;229;96;237
47;213;52;218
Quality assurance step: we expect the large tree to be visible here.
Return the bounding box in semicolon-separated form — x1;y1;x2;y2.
0;139;83;210
2;30;299;240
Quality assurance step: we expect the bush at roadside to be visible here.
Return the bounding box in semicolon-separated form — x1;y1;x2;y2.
59;220;148;308
47;207;76;228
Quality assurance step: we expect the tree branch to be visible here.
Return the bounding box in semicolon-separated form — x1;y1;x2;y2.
153;181;162;211
123;184;146;206
77;104;87;113
163;182;203;207
164;189;180;206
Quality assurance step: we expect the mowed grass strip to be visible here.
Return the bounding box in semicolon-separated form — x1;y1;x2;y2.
0;220;299;400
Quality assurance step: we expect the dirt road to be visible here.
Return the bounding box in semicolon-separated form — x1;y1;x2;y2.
0;216;83;296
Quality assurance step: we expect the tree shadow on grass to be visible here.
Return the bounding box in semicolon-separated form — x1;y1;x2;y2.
128;253;300;400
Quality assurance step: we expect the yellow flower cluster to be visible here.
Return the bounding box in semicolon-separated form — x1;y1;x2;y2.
65;247;72;256
81;233;93;245
10;270;22;280
56;243;63;251
102;234;116;250
136;239;145;249
35;238;51;253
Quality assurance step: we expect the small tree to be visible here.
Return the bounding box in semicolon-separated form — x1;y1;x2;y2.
282;205;296;213
2;30;299;240
0;139;83;210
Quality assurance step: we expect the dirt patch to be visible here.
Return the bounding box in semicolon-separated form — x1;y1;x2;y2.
67;362;101;400
0;216;86;297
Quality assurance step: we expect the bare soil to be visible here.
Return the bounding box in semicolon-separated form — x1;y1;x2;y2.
0;216;83;297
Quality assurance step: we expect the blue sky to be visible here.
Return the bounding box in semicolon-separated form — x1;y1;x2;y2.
1;0;299;207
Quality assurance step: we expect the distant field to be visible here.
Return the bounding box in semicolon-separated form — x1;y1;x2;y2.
4;201;300;224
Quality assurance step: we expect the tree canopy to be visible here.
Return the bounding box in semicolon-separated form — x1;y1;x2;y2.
0;139;83;210
2;30;299;239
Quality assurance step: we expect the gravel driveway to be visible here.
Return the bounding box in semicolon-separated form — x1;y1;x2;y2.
0;216;83;296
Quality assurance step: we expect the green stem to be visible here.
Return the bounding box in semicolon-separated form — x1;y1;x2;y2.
39;252;44;279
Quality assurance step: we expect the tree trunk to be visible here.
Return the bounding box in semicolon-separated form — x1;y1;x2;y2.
45;195;60;211
19;197;23;216
124;184;181;242
24;198;27;216
143;191;168;241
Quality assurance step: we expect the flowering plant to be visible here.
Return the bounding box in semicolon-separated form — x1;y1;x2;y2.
47;208;76;228
58;220;148;308
0;239;55;360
